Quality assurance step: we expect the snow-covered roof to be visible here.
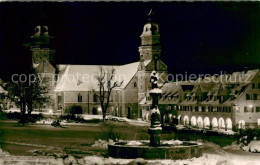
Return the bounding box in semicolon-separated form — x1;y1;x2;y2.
54;61;149;92
0;85;7;94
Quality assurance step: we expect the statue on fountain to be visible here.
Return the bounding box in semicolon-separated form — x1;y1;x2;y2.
148;70;162;146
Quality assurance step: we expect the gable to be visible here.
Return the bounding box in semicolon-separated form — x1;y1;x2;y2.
34;58;55;74
145;59;167;71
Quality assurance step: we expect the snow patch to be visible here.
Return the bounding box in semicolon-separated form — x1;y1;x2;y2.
248;141;260;153
150;88;162;94
161;140;183;146
126;141;143;146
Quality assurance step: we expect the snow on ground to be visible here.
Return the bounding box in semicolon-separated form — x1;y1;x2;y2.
246;141;260;153
106;115;150;126
82;153;260;165
126;140;143;146
82;114;103;120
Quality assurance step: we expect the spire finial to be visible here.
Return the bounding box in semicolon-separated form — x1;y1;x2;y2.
147;8;155;22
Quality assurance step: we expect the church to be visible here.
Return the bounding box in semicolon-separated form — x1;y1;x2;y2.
29;10;168;119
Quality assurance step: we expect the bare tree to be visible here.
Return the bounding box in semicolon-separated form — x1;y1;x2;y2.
94;67;123;122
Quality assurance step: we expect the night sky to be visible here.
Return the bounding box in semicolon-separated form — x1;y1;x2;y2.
0;2;260;81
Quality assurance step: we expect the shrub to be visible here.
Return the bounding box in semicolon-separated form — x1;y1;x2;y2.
0;112;8;120
98;124;122;142
92;107;97;115
5;112;44;124
65;105;83;116
236;128;260;145
51;119;61;127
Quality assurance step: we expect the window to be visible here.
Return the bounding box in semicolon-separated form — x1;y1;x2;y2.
254;94;258;100
256;107;260;112
58;96;62;103
133;82;137;88
43;60;47;72
258;83;260;89
202;106;205;112
244;107;248;113
195;106;198;112
78;93;82;102
93;94;98;102
197;95;202;102
252;83;256;89
246;94;251;100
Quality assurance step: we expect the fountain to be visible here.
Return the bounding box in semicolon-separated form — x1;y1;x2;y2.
108;57;203;160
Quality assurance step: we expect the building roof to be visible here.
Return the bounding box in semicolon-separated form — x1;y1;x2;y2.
0;86;7;94
54;60;150;92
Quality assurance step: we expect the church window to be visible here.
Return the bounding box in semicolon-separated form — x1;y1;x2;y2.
93;94;98;102
43;60;47;73
78;93;82;103
58;96;62;103
134;82;137;88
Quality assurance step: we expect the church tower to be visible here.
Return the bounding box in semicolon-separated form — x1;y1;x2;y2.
28;24;57;111
30;25;56;89
137;9;168;102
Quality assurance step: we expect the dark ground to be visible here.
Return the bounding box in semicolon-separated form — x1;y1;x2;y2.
0;120;258;158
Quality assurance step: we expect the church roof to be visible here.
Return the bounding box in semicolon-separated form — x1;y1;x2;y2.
54;61;150;92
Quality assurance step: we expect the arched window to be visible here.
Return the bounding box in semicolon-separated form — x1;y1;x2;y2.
134;82;137;88
78;93;82;103
43;60;47;73
93;94;98;102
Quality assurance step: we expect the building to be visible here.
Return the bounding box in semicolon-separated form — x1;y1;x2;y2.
28;10;167;119
140;70;260;129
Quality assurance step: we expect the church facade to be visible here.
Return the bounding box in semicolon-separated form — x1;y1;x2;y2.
29;11;168;119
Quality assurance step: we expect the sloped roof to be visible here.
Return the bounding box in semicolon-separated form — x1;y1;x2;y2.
139;97;152;105
161;82;179;96
0;79;7;94
0;85;7;94
54;61;148;92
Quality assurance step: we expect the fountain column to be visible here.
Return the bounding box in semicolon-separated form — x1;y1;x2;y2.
148;70;162;147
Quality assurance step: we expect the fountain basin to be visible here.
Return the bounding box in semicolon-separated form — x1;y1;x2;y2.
108;140;202;160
